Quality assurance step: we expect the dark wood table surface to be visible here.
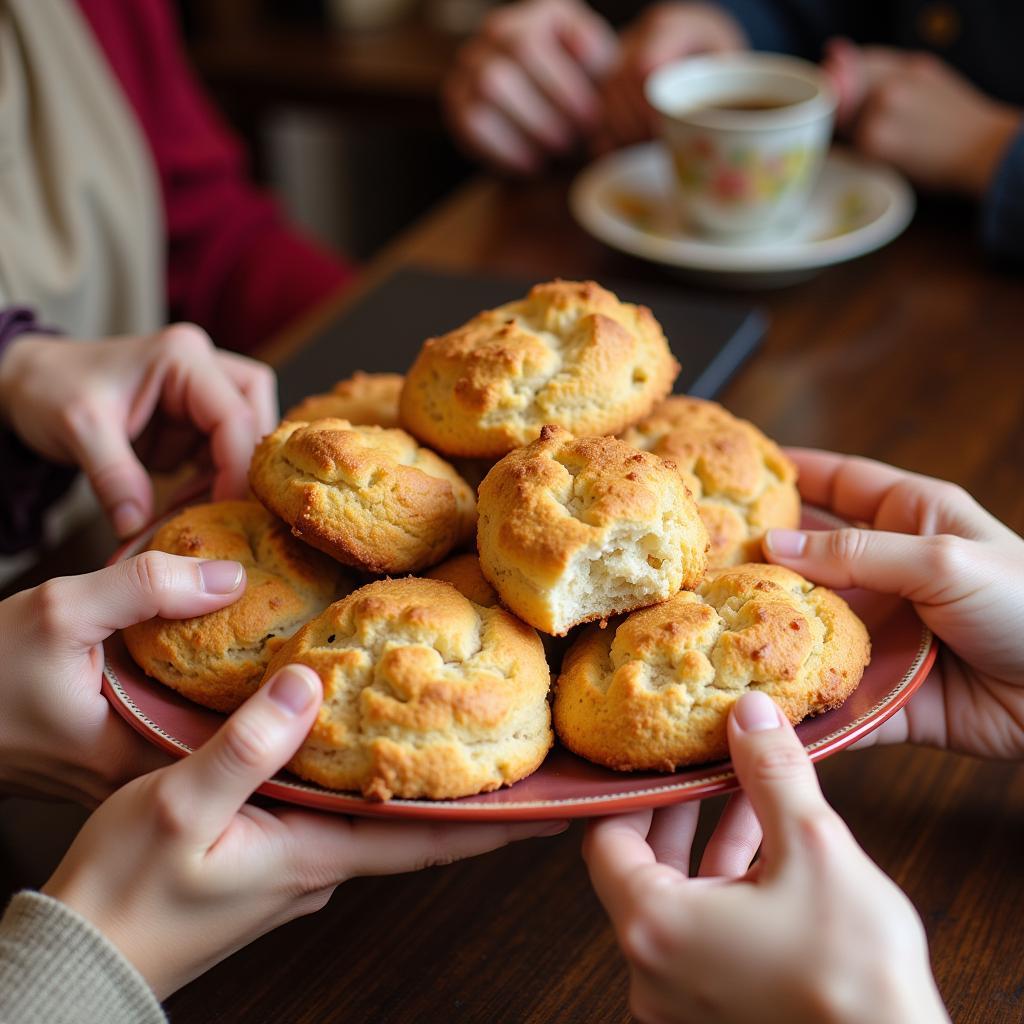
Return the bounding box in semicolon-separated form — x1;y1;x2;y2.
5;172;1024;1023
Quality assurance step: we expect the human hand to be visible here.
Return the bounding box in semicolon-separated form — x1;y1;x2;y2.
764;449;1024;759
0;324;278;538
442;0;618;174
0;551;250;805
584;691;949;1024
594;3;746;152
823;38;1022;197
43;663;567;999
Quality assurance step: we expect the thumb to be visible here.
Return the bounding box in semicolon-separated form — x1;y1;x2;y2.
727;691;837;867
159;665;322;848
763;526;965;603
38;552;246;650
67;411;154;538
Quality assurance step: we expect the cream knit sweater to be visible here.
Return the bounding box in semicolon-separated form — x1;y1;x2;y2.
0;891;165;1023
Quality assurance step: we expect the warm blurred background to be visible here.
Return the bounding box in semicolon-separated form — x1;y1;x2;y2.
175;0;493;260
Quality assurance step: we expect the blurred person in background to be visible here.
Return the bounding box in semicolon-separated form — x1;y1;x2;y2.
0;0;355;557
444;0;1024;262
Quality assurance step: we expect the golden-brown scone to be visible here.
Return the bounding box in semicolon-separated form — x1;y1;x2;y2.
249;418;476;574
262;577;553;800
400;280;680;458
283;371;403;428
623;397;799;568
123;501;349;712
425;552;500;607
477;425;709;636
554;563;870;771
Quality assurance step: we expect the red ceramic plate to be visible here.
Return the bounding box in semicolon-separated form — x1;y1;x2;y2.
102;507;934;820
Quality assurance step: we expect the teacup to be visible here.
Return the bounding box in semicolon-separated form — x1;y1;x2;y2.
646;53;836;240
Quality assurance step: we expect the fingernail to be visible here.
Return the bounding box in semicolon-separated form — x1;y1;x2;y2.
538;820;570;837
112;501;145;537
765;529;807;558
267;666;318;715
199;560;244;594
733;691;781;733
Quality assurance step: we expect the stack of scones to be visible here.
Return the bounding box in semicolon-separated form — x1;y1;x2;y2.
124;280;870;800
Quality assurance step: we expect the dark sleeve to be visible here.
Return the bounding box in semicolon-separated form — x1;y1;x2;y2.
589;1;865;58
714;0;867;57
0;310;76;556
76;0;356;354
980;124;1024;265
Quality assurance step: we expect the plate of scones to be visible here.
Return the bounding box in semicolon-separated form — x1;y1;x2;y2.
102;279;935;820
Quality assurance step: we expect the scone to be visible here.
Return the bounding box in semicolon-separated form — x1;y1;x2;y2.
623;397;799;567
400;279;680;458
283;371;403;428
554;563;870;770
249;418;476;574
477;425;709;636
262;577;553;800
123;501;348;712
425;552;500;607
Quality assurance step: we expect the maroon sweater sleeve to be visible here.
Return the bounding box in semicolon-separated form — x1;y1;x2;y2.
76;0;355;353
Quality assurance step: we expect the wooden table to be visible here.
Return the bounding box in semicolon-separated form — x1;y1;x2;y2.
9;172;1024;1023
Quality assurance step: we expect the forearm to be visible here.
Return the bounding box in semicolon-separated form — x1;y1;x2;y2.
0;890;166;1024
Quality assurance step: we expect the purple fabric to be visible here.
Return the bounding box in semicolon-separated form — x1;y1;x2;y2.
0;308;76;555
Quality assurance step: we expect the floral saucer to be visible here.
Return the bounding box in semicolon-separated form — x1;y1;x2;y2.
569;142;915;287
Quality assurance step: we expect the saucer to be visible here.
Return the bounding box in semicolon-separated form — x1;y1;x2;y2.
569;143;915;287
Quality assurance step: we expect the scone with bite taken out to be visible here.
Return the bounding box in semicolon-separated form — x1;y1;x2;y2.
249;418;476;574
400;279;679;458
262;577;552;800
283;371;403;428
623;397;799;568
123;501;350;712
554;563;870;771
427;551;569;669
477;425;708;636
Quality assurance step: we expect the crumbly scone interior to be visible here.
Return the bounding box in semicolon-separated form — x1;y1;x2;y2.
545;443;688;633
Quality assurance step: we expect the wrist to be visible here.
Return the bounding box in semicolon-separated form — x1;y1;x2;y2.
816;964;949;1024
958;104;1022;199
0;333;42;427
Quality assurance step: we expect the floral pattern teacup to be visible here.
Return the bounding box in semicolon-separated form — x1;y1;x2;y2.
647;54;835;240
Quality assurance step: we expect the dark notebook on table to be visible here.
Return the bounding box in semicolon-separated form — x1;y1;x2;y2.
277;267;766;411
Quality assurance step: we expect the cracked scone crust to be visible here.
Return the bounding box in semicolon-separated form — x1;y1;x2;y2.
477;425;709;636
283;372;403;428
400;279;680;457
554;563;870;770
623;397;799;568
262;577;553;800
123;501;349;712
249;418;476;574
